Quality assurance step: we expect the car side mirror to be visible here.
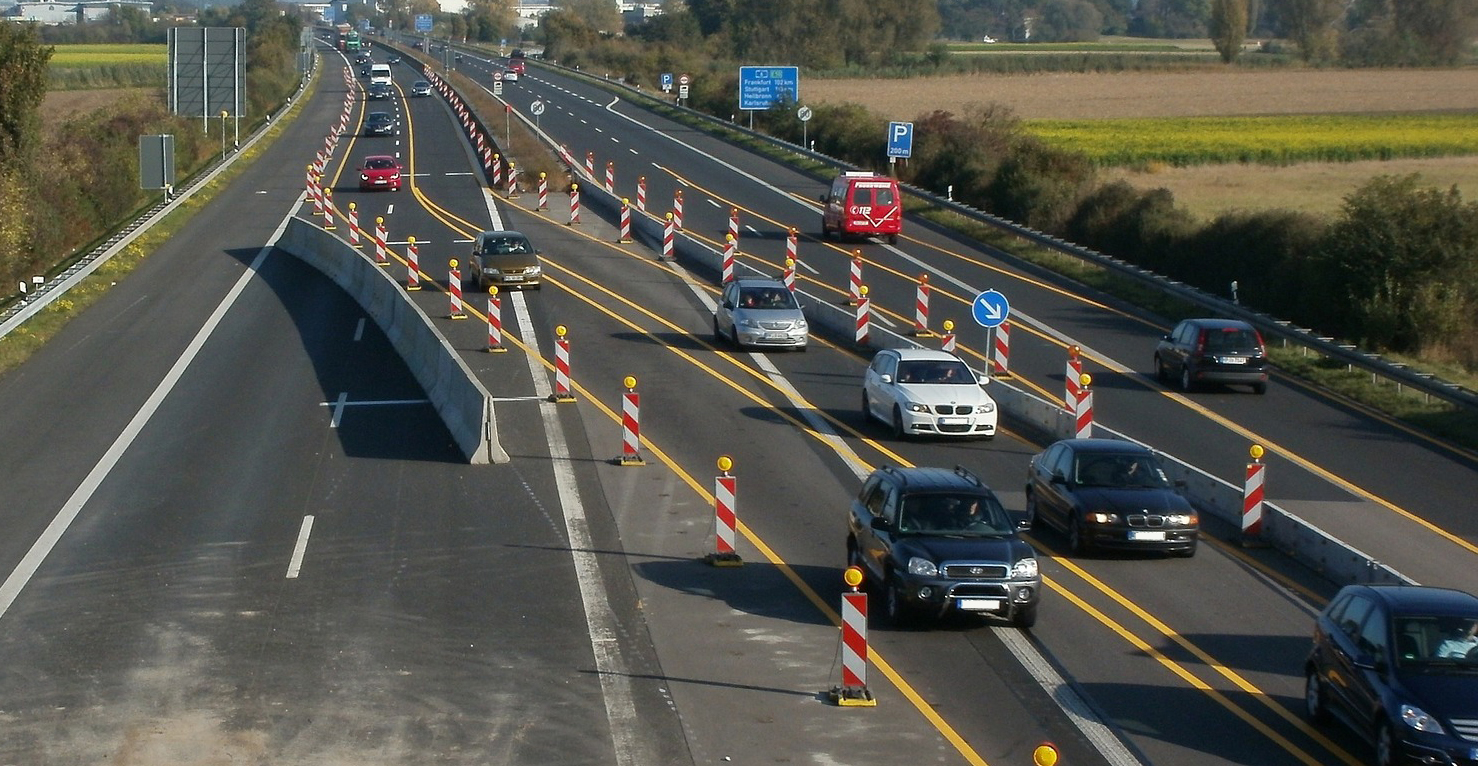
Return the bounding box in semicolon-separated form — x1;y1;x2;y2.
1162;334;1172;341
1352;652;1383;672
819;194;829;203
1049;472;1067;486
879;373;893;384
870;517;892;532
722;300;733;310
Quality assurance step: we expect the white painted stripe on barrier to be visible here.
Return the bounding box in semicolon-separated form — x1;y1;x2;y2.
286;515;315;579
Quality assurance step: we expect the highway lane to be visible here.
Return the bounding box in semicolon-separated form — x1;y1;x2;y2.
454;51;1478;591
0;50;688;764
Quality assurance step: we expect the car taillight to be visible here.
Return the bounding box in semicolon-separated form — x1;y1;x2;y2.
1195;332;1205;353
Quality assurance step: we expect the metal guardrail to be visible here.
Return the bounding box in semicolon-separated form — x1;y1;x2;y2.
528;60;1478;415
0;53;320;340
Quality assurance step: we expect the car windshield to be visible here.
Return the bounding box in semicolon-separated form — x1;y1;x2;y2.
896;360;974;385
364;158;397;169
368;113;391;123
1073;453;1171;489
481;236;532;255
898;494;1013;536
414;81;429;89
736;286;797;310
1394;615;1478;667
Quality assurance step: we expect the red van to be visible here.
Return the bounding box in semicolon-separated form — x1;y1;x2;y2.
821;172;902;244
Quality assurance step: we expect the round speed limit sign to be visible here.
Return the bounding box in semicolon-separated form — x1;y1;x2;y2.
530;100;545;116
797;106;813;122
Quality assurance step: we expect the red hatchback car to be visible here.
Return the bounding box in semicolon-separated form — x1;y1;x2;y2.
358;155;402;191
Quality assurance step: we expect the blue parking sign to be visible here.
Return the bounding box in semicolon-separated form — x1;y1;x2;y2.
887;121;914;159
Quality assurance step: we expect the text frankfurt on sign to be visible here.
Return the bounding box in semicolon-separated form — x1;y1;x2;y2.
738;66;800;111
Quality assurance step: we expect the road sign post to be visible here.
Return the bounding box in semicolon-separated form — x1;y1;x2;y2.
798;105;812;151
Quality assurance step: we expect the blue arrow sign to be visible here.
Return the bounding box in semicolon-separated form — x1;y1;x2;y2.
972;289;1010;328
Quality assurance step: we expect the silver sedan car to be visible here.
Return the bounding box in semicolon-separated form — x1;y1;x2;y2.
862;348;998;439
713;277;808;351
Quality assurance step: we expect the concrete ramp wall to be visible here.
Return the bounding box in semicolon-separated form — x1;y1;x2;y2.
277;216;508;464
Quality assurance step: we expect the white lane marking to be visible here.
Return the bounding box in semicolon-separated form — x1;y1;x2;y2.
594;127;604;134
318;398;430;408
705;199;721;209
445;171;475;176
745;225;759;234
797;260;820;275
386;204;395;215
329;392;348;428
285;515;315;579
353;317;366;341
610;137;620;144
628;148;639;155
0;204;295;623
490;395;550;402
507;290;645;766
481;187;506;231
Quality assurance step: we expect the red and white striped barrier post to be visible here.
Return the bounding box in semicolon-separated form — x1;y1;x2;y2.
782;258;795;292
310;172;323;216
347;203;361;248
636;176;647;213
506;161;519;198
491;153;503;188
322;188;335;229
911;273;932;336
486;287;507;353
406;237;421;291
537;172;548;210
305;162;315;199
846;251;863;306
673;189;684;230
1242;445;1266;544
993;321;1012;377
619;198;634;243
786;227;798;268
727;207;739;242
706;455;743;566
661;213;675;261
1074;373;1094;438
617;376;644;466
448;260;467;320
605;160;615;194
550;324;575;402
855;285;871;346
1066;345;1083;410
941;319;957;353
568;183;581;225
480;144;493;175
373;217;388;266
585;151;594;178
830;567;876;706
721;234;736;283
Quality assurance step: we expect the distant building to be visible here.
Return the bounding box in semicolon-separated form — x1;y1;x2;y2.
3;0;152;24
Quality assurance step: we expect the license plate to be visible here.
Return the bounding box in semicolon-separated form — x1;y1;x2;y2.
765;332;786;340
1219;356;1248;365
373;179;386;184
958;599;1002;611
504;275;524;281
1129;530;1167;541
939;417;969;426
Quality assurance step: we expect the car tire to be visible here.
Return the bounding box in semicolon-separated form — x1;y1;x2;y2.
891;406;906;440
887;233;898;245
1252;382;1268;395
1304;671;1330;724
883;574;913;627
713;316;725;344
861;392;872;423
1011;603;1038;630
1375;721;1396;766
1068;514;1091;556
1180;366;1196;393
846;540;867;584
1154;354;1168;382
1024;489;1039;529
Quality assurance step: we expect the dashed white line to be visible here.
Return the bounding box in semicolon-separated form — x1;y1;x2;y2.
285;515;315;579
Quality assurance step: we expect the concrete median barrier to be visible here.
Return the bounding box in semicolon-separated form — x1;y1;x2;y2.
277;216;508;464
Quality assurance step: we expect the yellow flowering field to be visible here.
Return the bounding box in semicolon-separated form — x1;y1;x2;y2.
1026;114;1478;166
50;44;167;68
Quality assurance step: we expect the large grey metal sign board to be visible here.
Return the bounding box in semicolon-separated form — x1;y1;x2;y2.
168;27;245;128
138;134;175;190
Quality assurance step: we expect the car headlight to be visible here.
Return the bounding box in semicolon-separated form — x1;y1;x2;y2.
360;173;370;181
796;319;808;330
1011;557;1039;579
975;402;995;414
483;267;501;275
527;264;542;275
1164;512;1198;526
1400;704;1446;734
906;557;938;577
1085;512;1119;524
739;317;761;329
905;402;929;413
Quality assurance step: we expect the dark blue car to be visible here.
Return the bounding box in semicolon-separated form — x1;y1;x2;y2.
1306;584;1478;766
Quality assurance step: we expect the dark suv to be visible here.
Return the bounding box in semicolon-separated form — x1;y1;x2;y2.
1154;317;1269;394
847;465;1040;628
1306;584;1478;766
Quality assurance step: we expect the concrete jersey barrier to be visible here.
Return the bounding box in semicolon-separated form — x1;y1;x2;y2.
277;216;508;464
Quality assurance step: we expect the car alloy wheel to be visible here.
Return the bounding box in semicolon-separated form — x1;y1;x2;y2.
1304;672;1330;723
1375;722;1395;766
1180;366;1195;392
884;575;911;626
1025;490;1039;529
1154;354;1168;382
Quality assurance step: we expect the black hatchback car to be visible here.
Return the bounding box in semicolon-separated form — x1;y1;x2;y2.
1154;317;1269;394
1306;584;1478;766
363;111;396;136
1025;438;1199;557
847;465;1040;628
